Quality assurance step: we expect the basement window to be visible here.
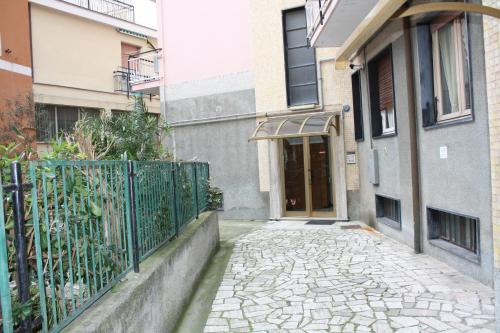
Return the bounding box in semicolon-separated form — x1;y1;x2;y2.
375;195;401;230
368;47;396;138
428;207;479;262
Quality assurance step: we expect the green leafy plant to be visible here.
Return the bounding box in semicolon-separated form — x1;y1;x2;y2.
74;96;170;161
206;180;223;211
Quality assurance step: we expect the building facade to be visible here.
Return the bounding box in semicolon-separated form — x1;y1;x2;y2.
308;0;499;288
0;0;34;145
29;0;161;151
152;0;500;300
250;0;360;222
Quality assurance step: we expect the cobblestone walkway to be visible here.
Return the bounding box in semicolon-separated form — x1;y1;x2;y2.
203;221;495;333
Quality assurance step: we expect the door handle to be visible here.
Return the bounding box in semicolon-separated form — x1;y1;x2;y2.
308;169;312;185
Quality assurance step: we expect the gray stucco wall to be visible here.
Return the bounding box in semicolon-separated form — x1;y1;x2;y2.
63;212;219;333
412;8;493;286
165;89;269;220
355;21;416;248
354;10;493;286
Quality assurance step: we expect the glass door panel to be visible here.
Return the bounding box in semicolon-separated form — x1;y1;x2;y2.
309;136;334;214
283;138;307;213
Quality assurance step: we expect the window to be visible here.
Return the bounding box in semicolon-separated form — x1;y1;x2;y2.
368;47;396;137
351;72;364;141
35;104;99;142
432;14;471;122
283;8;319;107
376;195;401;229
428;208;479;257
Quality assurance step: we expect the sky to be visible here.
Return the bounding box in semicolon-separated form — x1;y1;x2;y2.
131;0;157;29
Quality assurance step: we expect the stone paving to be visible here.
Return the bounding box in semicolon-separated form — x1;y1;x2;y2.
203;221;495;333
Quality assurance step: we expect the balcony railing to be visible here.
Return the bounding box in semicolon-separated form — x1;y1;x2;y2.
128;49;162;85
306;0;329;40
62;0;135;22
113;67;131;93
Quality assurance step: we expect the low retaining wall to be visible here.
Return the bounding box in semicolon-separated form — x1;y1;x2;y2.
63;212;220;333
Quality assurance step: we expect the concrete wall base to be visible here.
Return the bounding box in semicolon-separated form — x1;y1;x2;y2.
63;212;220;333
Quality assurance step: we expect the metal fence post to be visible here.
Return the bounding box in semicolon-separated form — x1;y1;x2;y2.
194;163;199;219
127;161;140;273
10;161;32;333
171;163;180;236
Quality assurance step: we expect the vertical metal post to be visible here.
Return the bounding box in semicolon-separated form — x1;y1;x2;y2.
194;163;199;219
319;0;324;25
127;55;131;98
127;161;140;273
171;164;180;236
10;162;32;333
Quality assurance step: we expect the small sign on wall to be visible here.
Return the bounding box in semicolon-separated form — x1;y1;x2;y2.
346;152;357;165
440;146;448;159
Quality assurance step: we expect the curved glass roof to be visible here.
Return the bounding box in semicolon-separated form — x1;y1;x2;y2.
250;112;338;141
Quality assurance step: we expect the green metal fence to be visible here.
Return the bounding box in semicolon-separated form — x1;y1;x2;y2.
196;162;209;213
133;161;176;259
0;160;210;333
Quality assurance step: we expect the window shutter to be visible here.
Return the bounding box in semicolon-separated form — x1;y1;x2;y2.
377;53;394;112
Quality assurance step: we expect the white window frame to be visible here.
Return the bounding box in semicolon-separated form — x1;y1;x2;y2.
381;107;395;134
432;15;471;123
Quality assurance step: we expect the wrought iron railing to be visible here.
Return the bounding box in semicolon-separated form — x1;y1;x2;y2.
0;160;210;333
128;49;162;85
113;67;130;93
62;0;135;22
306;0;329;40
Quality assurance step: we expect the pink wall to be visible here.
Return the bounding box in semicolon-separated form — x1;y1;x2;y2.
157;0;254;85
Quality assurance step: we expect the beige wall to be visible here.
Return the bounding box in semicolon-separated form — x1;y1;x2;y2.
484;0;500;271
31;3;160;113
251;0;359;193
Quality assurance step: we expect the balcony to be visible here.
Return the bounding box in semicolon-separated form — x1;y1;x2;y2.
113;49;163;95
62;0;135;22
306;0;378;47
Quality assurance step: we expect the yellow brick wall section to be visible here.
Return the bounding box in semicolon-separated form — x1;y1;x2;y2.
483;0;500;269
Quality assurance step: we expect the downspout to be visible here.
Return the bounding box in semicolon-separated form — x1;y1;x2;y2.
317;57;337;110
403;17;422;254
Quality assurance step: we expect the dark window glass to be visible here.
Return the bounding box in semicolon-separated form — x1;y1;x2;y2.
81;108;100;119
35;104;99;142
36;104;56;142
351;72;364;141
283;137;306;211
428;208;478;253
283;8;318;106
57;106;79;135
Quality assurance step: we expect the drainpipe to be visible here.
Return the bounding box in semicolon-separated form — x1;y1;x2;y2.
403;17;422;254
317;57;336;110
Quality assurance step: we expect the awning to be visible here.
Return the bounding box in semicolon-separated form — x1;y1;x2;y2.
334;1;500;70
249;112;339;141
335;0;406;70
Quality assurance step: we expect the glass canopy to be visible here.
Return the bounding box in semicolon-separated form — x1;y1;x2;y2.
249;113;338;141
